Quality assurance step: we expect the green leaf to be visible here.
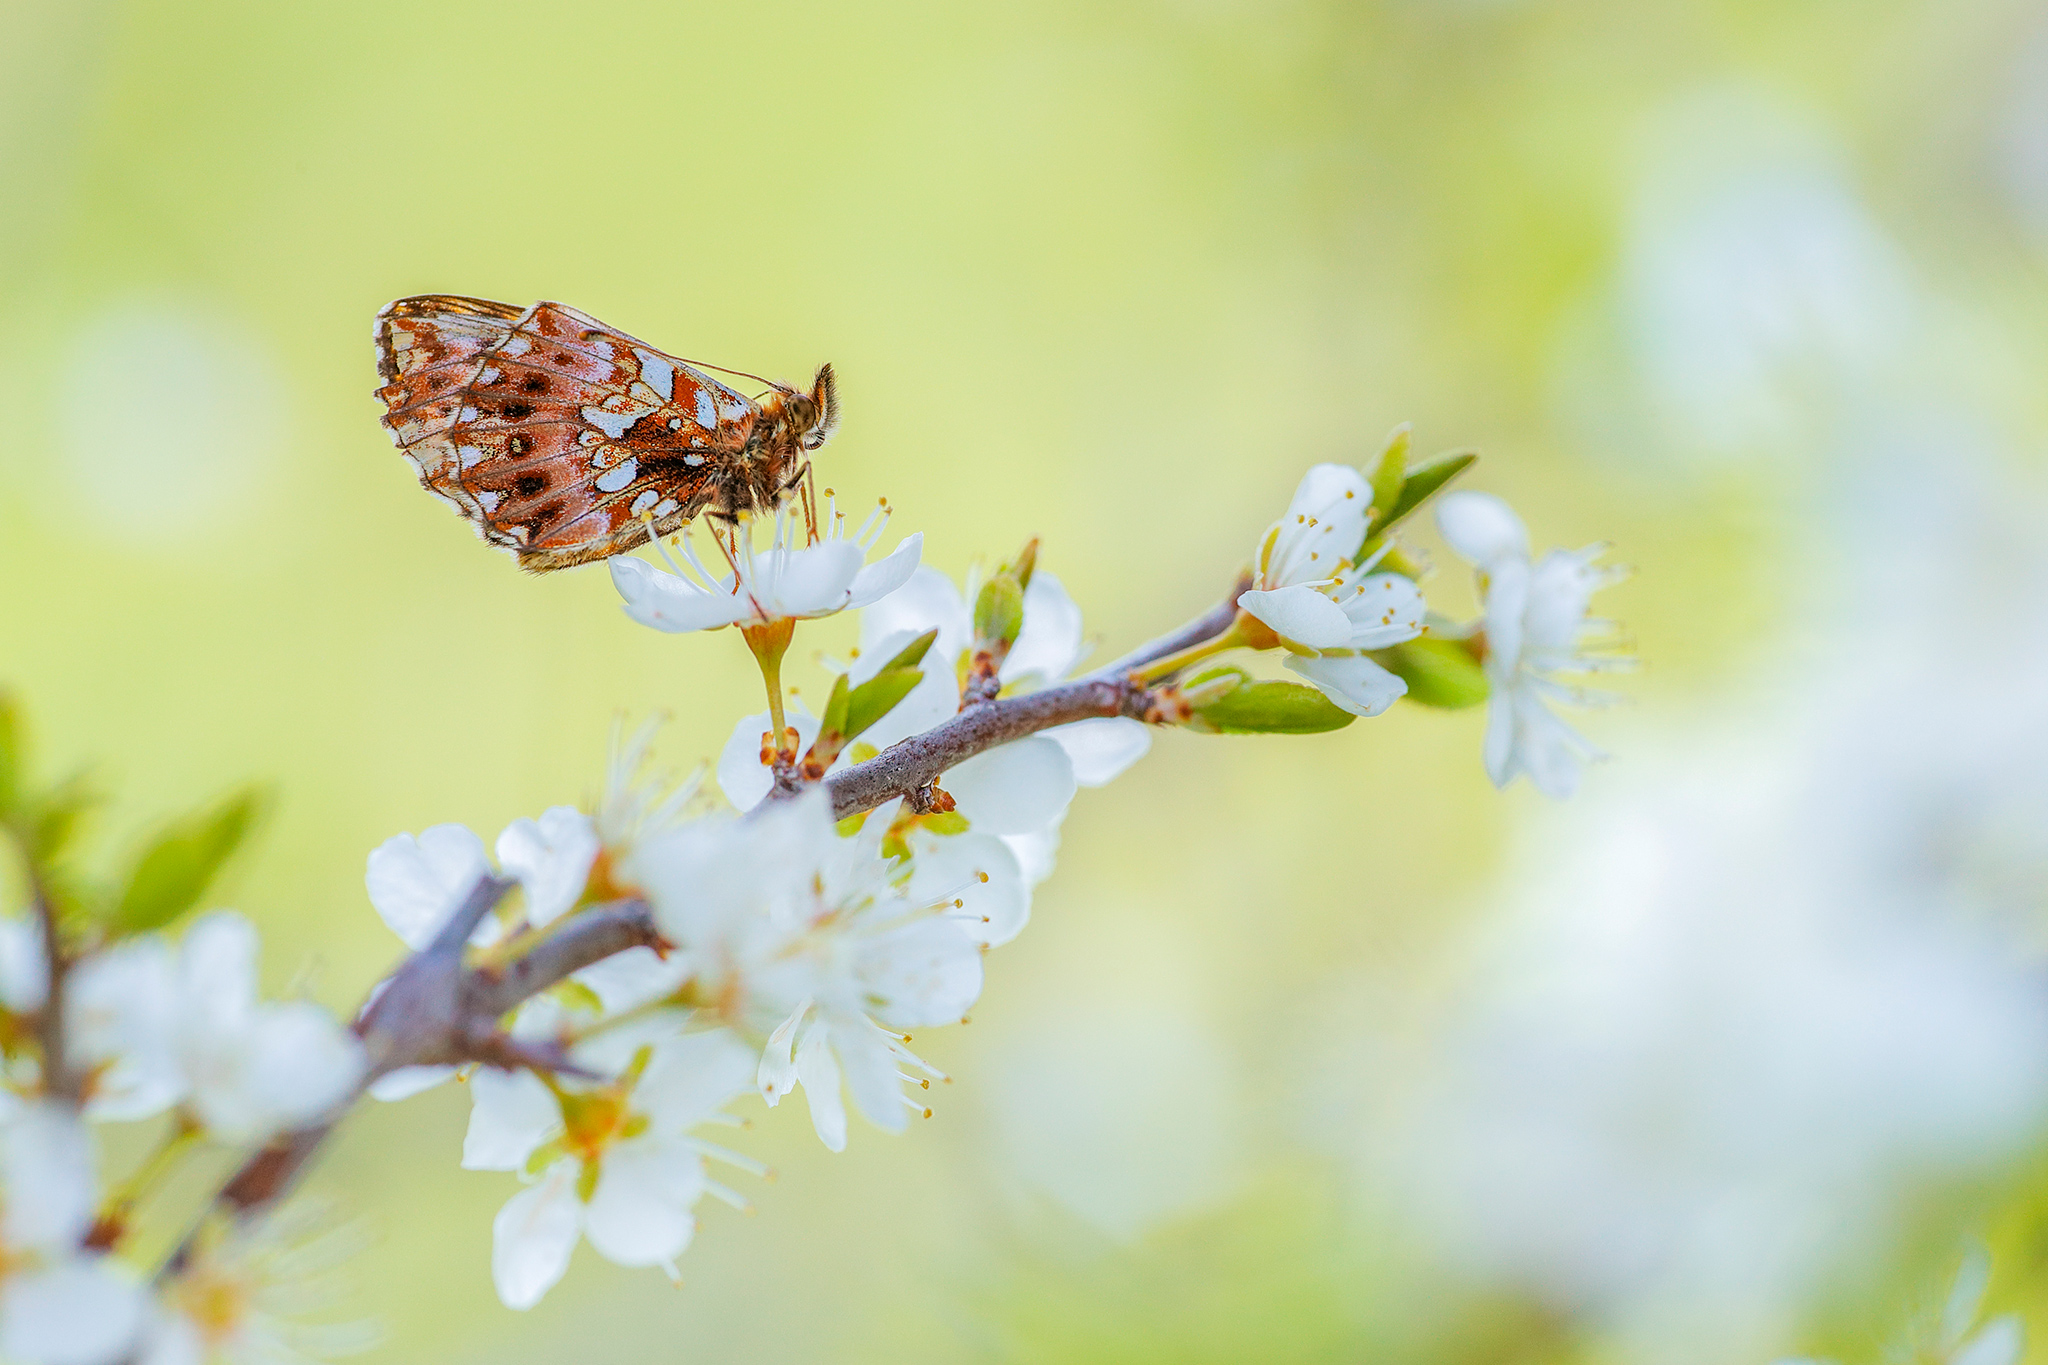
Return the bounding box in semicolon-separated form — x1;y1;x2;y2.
819;673;851;739
1375;449;1477;535
844;668;924;741
22;772;99;866
1008;537;1040;591
917;810;970;836
972;572;1024;649
1369;638;1489;710
110;787;269;936
549;979;605;1014
873;627;939;675
0;693;21;818
1369;424;1411;528
1190;678;1356;734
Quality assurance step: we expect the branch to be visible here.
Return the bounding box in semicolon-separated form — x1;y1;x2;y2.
817;577;1250;820
28;864;78;1104
161;577;1254;1277
1087;572;1249;681
162;881;663;1275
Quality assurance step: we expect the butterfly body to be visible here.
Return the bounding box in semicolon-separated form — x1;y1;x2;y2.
373;295;837;571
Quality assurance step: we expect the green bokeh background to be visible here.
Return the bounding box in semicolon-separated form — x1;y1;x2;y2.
4;1;2043;1361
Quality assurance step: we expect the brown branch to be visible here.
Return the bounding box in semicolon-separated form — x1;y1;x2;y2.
28;864;78;1104
160;577;1253;1280
814;578;1250;821
821;676;1149;820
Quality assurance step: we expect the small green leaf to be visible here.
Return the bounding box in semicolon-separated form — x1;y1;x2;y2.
846;741;880;765
1369;424;1411;528
917;810;970;836
22;772;99;866
972;573;1024;649
549;980;605;1014
1375;450;1477;535
835;813;869;837
844;668;924;741
1190;678;1356;734
1008;537;1040;591
1369;638;1489;710
0;693;21;818
873;627;939;675
110;787;269;936
819;673;851;740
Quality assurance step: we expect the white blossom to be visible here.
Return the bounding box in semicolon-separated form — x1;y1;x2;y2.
610;498;920;634
467;1029;759;1310
0;1103;146;1365
857;564;1151;787
623;794;987;1151
0;914;48;1014
1235;463;1427;717
362;810;607;1101
1437;490;1629;798
66;914;363;1141
140;1204;374;1365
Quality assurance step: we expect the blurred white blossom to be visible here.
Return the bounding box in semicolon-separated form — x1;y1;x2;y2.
0;1102;146;1365
66;914;362;1141
1437;490;1628;798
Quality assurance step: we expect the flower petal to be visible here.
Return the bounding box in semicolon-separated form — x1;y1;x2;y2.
836;1024;910;1135
65;942;182;1123
756;539;862;618
1333;572;1426;649
715;708;822;812
795;1020;848;1151
367;1065;455;1102
1436;490;1528;568
583;1133;705;1266
491;1162;582;1310
907;830;1029;947
1284;653;1408;717
186;1001;364;1141
0;916;48;1013
1000;819;1062;888
1237;585;1355;650
2;1102;97;1251
635;1028;759;1132
943;737;1075;835
1044;717;1150;787
177;911;259;1034
844;533;924;610
463;1067;561;1171
0;1260;145;1365
859;566;969;663
365;824;493;951
610;554;751;633
1003;570;1085;685
495;806;599;928
858;919;985;1026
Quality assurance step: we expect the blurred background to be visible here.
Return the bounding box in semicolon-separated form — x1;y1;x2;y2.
5;0;2048;1361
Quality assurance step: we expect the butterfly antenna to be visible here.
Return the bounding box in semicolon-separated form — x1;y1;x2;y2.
668;357;786;391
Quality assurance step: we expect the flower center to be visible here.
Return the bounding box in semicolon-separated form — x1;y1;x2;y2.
557;1087;633;1163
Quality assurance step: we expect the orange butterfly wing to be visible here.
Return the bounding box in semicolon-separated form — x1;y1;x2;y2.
373;296;763;570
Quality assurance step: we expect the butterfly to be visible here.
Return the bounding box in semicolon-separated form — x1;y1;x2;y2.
373;295;837;571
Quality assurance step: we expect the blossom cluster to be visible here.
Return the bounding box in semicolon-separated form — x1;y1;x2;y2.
0;433;1629;1358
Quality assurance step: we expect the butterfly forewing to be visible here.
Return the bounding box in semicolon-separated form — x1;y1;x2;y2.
373;296;767;571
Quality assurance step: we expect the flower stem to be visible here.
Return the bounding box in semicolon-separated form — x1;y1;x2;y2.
89;1118;199;1249
1134;623;1249;684
741;619;798;758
